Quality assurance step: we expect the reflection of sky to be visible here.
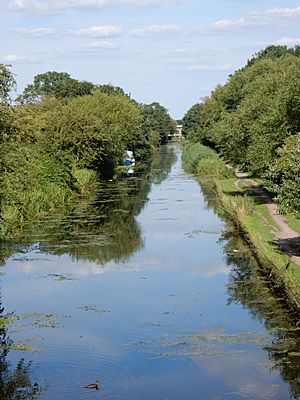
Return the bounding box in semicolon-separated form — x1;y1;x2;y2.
1;145;290;399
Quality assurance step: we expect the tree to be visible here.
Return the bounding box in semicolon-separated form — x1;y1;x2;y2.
18;71;95;103
265;135;300;215
0;64;15;143
43;91;141;171
0;64;15;105
246;45;292;67
96;84;127;97
182;103;201;138
140;102;175;145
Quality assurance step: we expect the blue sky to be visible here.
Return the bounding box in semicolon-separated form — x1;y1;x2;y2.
1;0;300;118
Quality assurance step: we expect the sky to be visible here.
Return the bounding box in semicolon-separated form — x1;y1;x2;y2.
1;0;300;119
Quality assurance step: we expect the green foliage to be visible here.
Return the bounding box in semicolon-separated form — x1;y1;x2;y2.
0;143;73;238
0;64;15;105
0;66;171;239
183;142;218;170
72;168;97;195
140;102;175;145
246;45;295;67
18;71;95;103
182;103;202;138
196;158;233;178
96;84;127;97
264;135;300;216
43;91;140;171
183;45;300;214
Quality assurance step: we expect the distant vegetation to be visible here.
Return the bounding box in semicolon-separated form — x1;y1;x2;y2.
182;45;300;216
0;68;175;239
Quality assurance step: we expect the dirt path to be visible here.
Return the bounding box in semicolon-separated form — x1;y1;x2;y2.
235;172;300;267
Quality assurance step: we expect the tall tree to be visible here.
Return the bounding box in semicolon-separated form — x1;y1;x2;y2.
18;71;95;103
140;102;175;144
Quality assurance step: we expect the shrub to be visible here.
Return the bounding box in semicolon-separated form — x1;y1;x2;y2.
196;158;233;178
183;142;218;170
72;168;98;195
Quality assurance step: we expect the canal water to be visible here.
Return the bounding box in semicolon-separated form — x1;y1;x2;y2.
1;143;300;399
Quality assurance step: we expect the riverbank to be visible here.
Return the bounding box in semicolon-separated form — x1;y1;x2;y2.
183;143;300;312
214;177;300;311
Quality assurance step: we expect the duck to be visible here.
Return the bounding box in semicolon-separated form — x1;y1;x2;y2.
84;379;100;390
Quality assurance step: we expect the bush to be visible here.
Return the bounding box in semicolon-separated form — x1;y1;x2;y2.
72;168;98;195
0;143;73;238
196;158;233;178
183;142;218;170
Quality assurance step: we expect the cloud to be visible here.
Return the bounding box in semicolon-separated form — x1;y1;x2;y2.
0;54;41;63
64;40;119;57
274;37;300;46
85;40;119;49
70;25;122;38
189;63;235;71
211;6;300;32
5;0;167;13
16;25;122;38
16;27;59;37
130;24;181;37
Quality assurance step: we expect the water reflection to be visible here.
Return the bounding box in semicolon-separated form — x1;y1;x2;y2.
0;297;45;399
220;227;300;398
22;145;176;266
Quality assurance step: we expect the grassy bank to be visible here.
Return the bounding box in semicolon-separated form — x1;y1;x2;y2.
183;142;300;311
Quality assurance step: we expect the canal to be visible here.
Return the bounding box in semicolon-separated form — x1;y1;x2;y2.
1;143;300;399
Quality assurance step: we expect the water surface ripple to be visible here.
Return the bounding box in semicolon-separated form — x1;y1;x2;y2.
1;144;300;399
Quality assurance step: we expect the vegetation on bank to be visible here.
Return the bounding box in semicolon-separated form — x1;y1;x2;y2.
0;67;175;239
182;45;300;217
183;142;300;310
182;45;300;307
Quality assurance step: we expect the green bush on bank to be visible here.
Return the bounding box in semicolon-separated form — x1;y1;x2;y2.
0;143;73;239
183;142;217;168
0;65;176;239
183;142;233;178
72;168;98;195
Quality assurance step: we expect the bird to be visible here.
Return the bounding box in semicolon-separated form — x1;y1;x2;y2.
84;379;100;390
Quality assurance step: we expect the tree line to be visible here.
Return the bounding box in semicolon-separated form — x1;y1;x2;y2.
182;45;300;216
0;66;176;239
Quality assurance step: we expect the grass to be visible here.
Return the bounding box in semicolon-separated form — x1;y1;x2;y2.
214;177;300;309
286;215;300;235
183;142;234;178
182;142;218;171
183;142;300;309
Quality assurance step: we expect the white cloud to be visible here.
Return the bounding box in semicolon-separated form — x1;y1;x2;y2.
86;40;118;49
130;24;181;37
16;27;59;37
212;6;300;32
6;0;166;13
189;63;235;71
274;37;300;46
65;40;119;57
0;54;41;63
71;25;122;38
16;25;122;38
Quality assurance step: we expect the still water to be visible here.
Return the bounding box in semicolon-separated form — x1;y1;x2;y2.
1;144;300;399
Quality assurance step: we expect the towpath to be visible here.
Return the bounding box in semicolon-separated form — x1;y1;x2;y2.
235;172;300;267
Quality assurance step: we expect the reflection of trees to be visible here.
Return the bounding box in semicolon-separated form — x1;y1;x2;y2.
0;297;44;399
22;144;177;265
220;227;300;399
148;144;177;185
197;178;220;211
